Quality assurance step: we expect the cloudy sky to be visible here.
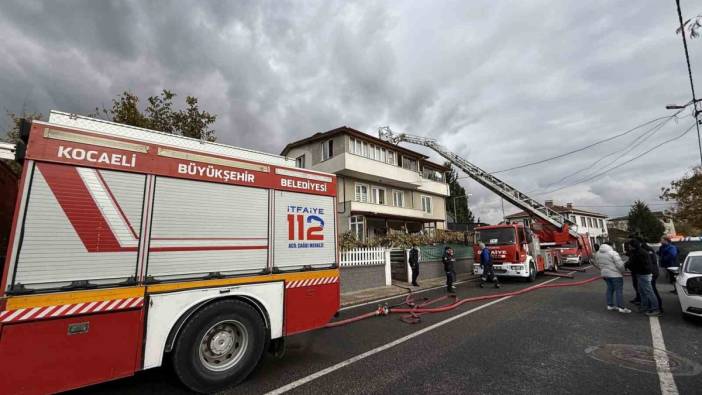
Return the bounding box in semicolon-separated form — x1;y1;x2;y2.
1;0;700;223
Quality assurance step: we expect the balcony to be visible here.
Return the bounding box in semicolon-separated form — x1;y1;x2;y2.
314;153;449;196
342;201;445;222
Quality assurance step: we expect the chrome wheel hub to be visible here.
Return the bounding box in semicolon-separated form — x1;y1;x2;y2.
199;320;248;371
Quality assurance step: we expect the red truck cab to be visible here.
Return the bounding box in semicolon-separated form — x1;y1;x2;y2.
473;223;543;281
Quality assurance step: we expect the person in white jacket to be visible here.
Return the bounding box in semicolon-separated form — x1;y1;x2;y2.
593;243;631;313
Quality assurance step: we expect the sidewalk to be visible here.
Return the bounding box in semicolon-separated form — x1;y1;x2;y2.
340;273;478;307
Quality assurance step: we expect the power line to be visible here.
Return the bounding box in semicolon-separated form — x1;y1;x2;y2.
675;0;702;166
527;116;674;193
574;203;670;208
532;122;697;195
456;114;678;180
488;115;675;174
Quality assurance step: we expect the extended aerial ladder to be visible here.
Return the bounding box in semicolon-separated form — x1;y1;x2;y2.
377;126;580;239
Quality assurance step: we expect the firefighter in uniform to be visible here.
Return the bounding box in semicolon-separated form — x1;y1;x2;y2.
479;242;500;288
442;246;457;293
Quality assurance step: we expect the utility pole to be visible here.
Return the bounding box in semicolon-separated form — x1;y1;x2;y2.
675;0;702;167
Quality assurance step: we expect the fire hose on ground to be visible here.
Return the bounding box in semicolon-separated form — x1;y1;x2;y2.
325;273;603;328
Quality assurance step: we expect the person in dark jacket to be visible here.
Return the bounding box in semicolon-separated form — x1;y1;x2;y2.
639;238;663;312
479;242;499;288
627;239;660;316
625;241;641;304
409;244;420;287
442;246;456;293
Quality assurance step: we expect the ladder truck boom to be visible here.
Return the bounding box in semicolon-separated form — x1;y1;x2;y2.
377;126;579;238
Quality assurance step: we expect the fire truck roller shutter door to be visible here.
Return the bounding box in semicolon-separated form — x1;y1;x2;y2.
146;177;269;281
10;163;144;291
273;190;336;271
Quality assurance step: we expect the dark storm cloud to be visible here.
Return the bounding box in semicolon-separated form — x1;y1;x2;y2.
0;0;700;223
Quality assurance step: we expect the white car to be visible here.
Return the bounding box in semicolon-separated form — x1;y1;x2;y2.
674;251;702;319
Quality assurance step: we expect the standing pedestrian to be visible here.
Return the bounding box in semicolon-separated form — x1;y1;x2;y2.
627;239;661;316
592;242;631;313
442;246;457;293
409;243;420;287
624;240;640;305
658;237;679;292
639;238;663;313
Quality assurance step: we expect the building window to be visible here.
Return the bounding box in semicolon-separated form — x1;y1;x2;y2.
295;155;305;168
371;186;386;205
422;167;445;182
387;151;397;165
350;137;398;166
421;195;432;213
355;183;369;202
402;156;418;172
393;190;405;207
349;215;365;241
580;216;586;227
598;218;604;229
351;138;362;155
587;217;593;228
322;139;333;161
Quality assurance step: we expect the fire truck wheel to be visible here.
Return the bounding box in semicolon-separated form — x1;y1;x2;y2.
172;299;266;393
527;262;536;282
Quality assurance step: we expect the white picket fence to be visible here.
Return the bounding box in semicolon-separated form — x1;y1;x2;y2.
339;247;391;287
340;247;386;267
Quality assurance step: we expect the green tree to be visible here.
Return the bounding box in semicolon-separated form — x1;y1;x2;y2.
660;166;702;235
444;162;475;224
627;200;665;242
95;90;217;141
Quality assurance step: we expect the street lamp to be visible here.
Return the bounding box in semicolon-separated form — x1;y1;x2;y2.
665;99;702;167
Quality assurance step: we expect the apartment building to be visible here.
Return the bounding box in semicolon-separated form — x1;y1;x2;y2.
505;200;609;246
281;127;450;240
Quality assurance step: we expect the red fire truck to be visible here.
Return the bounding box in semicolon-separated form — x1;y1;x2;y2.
472;221;591;281
0;111;339;394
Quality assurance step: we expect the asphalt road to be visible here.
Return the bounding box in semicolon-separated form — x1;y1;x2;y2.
73;268;702;395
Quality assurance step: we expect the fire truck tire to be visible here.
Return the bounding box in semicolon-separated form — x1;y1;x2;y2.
172;299;266;393
527;262;536;282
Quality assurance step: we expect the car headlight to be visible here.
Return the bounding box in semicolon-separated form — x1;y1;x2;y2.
511;265;523;270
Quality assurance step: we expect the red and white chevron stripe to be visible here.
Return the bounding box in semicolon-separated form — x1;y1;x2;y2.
0;296;144;323
286;276;339;289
